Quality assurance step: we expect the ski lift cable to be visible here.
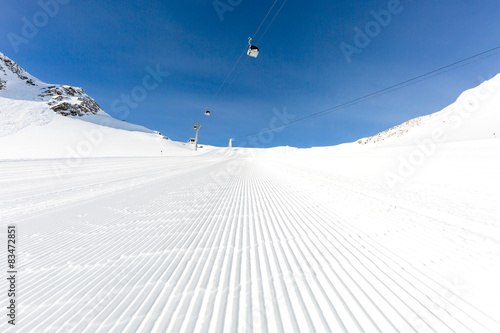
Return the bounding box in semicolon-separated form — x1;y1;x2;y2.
210;0;286;109
252;0;279;40
208;0;286;110
234;46;500;140
216;56;251;106
236;48;500;139
236;49;500;139
256;0;289;45
285;50;500;129
221;0;288;100
209;45;248;106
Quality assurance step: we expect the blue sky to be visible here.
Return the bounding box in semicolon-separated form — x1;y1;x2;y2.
1;0;500;148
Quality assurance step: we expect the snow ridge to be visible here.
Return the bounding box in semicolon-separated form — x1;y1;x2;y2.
0;51;176;157
0;52;34;84
0;51;104;117
358;74;500;146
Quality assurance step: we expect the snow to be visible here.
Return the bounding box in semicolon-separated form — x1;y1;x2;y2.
0;111;194;159
0;51;195;159
0;142;499;332
1;53;499;331
358;74;500;146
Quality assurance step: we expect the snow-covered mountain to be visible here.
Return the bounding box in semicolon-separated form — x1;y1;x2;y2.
0;52;193;159
357;74;500;146
0;52;103;118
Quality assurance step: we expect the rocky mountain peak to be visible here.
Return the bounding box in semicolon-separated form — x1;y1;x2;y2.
0;52;36;89
0;51;102;116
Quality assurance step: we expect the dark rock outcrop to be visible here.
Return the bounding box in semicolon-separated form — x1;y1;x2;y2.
39;85;103;117
0;54;31;82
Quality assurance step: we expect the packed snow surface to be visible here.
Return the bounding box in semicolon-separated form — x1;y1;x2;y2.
0;141;499;332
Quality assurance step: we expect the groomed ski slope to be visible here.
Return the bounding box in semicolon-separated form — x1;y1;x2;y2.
1;144;499;332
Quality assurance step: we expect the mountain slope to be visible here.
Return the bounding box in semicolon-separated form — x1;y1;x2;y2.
0;52;102;119
0;52;191;159
357;75;500;146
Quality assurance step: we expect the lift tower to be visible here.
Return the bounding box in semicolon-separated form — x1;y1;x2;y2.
193;123;202;151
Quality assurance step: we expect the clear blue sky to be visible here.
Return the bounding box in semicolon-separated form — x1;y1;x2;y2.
1;0;500;147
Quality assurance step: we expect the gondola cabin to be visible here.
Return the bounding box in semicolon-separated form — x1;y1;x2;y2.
247;37;259;58
247;45;259;58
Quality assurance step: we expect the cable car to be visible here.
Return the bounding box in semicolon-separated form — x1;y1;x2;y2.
247;37;259;58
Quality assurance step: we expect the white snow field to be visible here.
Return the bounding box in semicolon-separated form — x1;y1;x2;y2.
1;50;499;331
0;142;499;332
